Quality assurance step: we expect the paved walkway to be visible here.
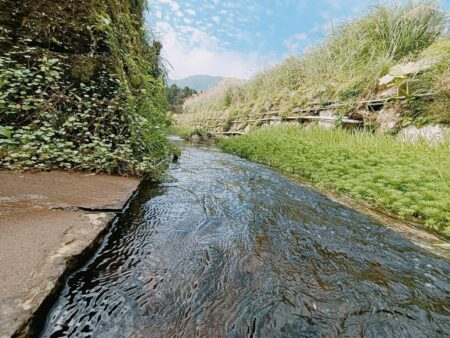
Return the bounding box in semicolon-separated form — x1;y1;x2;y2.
0;171;140;337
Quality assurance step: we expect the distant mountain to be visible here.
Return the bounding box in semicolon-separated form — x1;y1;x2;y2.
168;75;224;92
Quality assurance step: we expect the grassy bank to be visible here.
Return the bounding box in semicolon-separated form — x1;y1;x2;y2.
170;125;197;140
220;126;449;237
180;1;449;128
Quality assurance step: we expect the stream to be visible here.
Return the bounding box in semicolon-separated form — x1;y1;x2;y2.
41;145;450;338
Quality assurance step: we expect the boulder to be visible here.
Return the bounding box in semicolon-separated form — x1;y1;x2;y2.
379;57;440;86
270;117;282;126
191;134;201;143
237;122;247;130
377;87;398;98
398;125;448;144
352;109;377;126
375;107;401;133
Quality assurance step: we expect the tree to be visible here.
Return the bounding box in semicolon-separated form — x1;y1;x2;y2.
167;84;197;113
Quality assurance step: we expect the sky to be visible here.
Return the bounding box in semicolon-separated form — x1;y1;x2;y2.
146;0;450;80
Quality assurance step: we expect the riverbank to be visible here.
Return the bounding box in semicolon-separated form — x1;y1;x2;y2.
0;171;140;337
220;126;450;238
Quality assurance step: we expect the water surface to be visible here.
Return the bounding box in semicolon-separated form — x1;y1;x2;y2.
42;146;450;337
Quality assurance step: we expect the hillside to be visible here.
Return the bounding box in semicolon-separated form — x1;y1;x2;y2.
180;2;449;132
169;75;224;91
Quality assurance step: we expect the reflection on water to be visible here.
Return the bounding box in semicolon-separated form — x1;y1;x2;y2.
41;146;450;338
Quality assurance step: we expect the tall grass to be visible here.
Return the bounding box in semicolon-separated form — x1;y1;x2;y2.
182;1;448;126
180;78;244;125
220;126;450;237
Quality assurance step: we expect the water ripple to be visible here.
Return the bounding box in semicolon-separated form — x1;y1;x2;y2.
41;146;450;338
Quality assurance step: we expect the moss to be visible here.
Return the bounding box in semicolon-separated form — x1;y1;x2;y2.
70;56;97;82
15;0;98;53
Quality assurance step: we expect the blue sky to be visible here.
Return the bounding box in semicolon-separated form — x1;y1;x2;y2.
147;0;450;79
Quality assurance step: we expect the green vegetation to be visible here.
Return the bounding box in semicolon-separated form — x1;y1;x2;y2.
167;84;197;114
220;126;450;237
179;1;450;237
181;1;449;127
0;0;169;176
170;125;197;139
170;125;215;142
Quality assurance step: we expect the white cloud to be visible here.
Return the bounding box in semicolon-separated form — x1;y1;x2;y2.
293;33;308;40
186;8;196;16
154;22;270;79
325;0;342;10
283;33;308;53
159;0;179;11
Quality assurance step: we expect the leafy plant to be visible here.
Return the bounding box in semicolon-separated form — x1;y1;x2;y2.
0;126;11;138
0;0;170;176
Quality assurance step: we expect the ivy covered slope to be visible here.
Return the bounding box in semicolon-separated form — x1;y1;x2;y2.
0;0;169;175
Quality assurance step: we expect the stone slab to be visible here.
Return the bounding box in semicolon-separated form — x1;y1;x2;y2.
0;171;140;337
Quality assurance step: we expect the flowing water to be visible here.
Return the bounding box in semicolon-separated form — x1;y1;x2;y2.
41;145;450;338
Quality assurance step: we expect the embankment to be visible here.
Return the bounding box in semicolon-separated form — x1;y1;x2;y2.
174;2;450;237
179;2;449;133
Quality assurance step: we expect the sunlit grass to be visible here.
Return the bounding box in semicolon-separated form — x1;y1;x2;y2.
169;125;197;139
220;126;450;237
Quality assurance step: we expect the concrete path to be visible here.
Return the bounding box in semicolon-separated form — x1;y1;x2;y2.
0;171;140;337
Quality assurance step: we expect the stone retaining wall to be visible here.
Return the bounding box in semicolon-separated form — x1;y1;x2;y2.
195;94;439;137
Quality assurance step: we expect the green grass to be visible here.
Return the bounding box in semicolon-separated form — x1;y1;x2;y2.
170;125;197;139
170;124;217;142
181;1;448;127
220;126;450;237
